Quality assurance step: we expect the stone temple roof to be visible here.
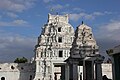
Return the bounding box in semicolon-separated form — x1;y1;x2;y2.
78;23;91;30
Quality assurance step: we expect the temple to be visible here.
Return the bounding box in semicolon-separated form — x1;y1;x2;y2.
0;13;112;80
34;13;104;80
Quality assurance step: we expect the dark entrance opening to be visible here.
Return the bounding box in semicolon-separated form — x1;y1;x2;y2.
58;37;62;43
59;50;63;57
1;77;5;80
58;27;61;32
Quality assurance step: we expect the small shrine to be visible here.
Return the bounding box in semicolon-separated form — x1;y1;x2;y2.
66;22;104;80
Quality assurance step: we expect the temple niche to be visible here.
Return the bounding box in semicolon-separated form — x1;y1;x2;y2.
33;13;104;80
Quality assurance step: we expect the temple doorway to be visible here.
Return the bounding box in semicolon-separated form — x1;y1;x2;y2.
54;64;65;80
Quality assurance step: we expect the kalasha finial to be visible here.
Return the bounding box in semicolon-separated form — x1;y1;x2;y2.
82;21;84;24
56;12;58;15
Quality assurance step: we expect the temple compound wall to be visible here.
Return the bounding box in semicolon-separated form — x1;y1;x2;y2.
0;63;35;80
0;63;112;80
0;13;112;80
102;63;112;79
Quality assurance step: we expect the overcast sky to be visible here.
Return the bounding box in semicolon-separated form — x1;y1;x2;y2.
0;0;120;62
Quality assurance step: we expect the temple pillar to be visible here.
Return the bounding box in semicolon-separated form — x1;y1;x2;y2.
69;63;78;80
91;61;94;80
65;64;69;80
55;73;57;80
61;65;65;80
83;60;86;80
95;60;102;80
113;54;120;80
36;60;39;72
51;63;54;80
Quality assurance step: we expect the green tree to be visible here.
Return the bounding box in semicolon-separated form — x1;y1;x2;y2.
14;57;28;63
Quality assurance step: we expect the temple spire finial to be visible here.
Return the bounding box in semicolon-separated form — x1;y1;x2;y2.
56;12;58;15
82;21;84;24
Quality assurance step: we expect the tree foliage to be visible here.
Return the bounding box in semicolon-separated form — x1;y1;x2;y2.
14;57;28;63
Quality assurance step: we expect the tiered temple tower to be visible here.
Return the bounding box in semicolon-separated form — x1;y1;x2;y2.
34;13;104;80
34;13;74;80
70;22;99;58
67;22;104;80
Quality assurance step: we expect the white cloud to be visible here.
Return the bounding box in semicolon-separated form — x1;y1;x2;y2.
69;13;82;21
0;32;36;61
47;4;71;13
93;12;104;16
70;11;111;21
6;12;18;18
65;4;70;7
70;12;94;21
0;19;29;27
50;4;63;10
43;0;53;3
96;20;120;41
0;35;35;49
48;4;71;11
94;20;120;58
83;13;94;20
73;8;84;12
104;11;113;15
0;0;36;12
103;21;120;32
12;20;28;25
